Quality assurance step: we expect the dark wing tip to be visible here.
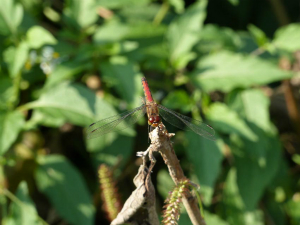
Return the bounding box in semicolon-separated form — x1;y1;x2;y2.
89;122;95;127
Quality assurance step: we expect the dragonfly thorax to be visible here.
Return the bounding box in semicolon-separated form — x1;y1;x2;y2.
148;115;161;127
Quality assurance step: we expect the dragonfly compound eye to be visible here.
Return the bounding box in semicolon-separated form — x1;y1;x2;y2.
154;116;161;123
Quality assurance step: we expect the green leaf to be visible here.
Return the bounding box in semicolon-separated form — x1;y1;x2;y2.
206;102;258;141
167;0;207;68
99;56;143;105
45;61;88;88
168;0;184;14
248;24;268;47
204;211;229;225
162;90;192;113
0;0;23;35
285;197;300;223
96;0;150;9
22;82;118;127
234;128;281;210
4;182;42;225
192;51;293;92
197;24;242;52
273;23;300;52
157;169;174;198
227;0;239;5
3;42;29;78
35;155;95;225
226;89;275;133
0;76;14;110
88;135;135;169
93;21;129;45
0;110;24;155
64;0;98;28
185;132;223;205
222;168;265;225
26;26;57;49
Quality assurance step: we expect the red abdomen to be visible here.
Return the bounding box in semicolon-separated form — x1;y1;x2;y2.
141;77;154;103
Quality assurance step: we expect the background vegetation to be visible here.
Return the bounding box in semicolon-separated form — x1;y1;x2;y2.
1;0;300;224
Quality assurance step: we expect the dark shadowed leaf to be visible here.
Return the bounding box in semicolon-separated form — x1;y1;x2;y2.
185;132;223;204
35;155;95;225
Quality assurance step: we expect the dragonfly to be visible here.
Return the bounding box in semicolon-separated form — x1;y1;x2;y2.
86;77;215;140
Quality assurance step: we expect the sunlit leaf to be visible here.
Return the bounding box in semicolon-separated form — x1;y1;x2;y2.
0;76;14;110
0;0;23;35
273;23;300;52
206;102;258;141
26;26;57;49
35;155;95;225
192;51;293;92
63;0;97;28
22;82;118;127
3;42;29;78
167;0;207;68
0;110;24;155
4;182;42;225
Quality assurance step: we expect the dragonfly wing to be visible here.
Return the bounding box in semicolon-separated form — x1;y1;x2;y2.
158;105;215;140
86;105;146;139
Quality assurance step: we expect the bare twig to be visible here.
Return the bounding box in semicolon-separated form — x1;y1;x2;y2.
147;125;206;225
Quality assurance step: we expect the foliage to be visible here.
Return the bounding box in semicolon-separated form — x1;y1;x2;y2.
0;0;300;224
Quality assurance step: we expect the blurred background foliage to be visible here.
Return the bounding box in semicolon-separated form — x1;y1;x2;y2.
0;0;300;224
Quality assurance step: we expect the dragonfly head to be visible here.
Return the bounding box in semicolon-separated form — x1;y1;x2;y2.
148;115;161;127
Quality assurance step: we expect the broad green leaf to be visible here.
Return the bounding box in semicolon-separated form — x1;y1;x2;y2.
26;26;57;49
167;0;207;68
285;197;300;223
93;21;129;45
248;24;268;47
234;128;281;210
0;111;24;155
222;168;265;225
99;56;142;105
192;51;293;92
185;132;223;205
168;0;184;14
35;155;95;225
197;24;242;52
96;0;150;9
273;23;300;52
204;211;229;225
0;0;23;35
3;42;29;78
206;102;258;141
4;182;42;225
26;109;66;128
0;76;14;110
45;61;88;88
64;0;97;28
22;82;118;127
226;89;275;133
162;90;192;113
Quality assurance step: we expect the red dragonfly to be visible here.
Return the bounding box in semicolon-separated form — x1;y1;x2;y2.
87;77;215;140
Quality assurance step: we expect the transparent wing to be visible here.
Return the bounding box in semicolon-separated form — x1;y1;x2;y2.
158;105;215;140
86;105;146;139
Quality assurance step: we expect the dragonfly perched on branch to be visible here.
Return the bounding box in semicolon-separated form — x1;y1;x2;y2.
87;77;215;140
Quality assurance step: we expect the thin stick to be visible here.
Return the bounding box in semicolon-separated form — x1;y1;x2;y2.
149;126;206;225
